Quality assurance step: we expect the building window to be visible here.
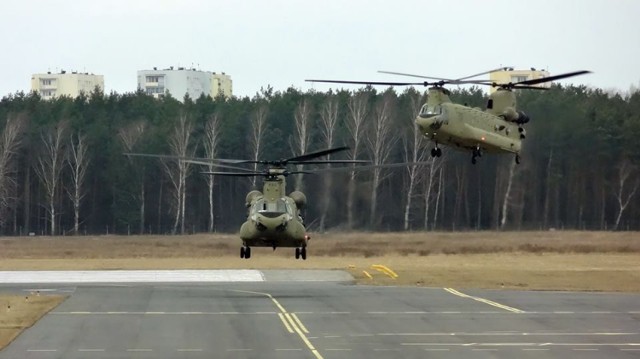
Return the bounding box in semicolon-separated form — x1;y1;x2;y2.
41;79;54;86
511;76;528;83
146;76;163;83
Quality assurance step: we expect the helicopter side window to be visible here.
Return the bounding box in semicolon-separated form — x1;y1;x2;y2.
255;198;289;215
419;104;440;117
486;99;493;110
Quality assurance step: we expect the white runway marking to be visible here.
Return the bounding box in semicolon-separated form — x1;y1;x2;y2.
0;270;265;283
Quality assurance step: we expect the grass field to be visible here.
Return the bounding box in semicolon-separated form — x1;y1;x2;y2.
1;231;639;291
0;295;66;350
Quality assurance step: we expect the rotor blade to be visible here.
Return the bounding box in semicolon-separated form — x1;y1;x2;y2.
124;153;257;172
306;79;426;86
512;85;551;90
201;172;263;177
378;70;450;81
378;67;512;82
454;66;513;81
288;160;370;165
286;146;351;163
302;160;435;174
516;70;591;86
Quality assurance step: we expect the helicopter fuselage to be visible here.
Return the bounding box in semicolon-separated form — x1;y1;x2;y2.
416;102;523;154
239;175;308;250
240;195;307;248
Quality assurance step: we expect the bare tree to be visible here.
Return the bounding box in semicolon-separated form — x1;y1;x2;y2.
66;133;89;235
318;94;339;232
34;121;67;235
161;114;194;235
0;114;26;229
402;90;428;230
613;159;639;230
204;113;221;232
290;99;312;192
249;105;268;189
366;91;398;228
500;159;518;230
118;120;147;234
422;156;444;230
345;90;369;229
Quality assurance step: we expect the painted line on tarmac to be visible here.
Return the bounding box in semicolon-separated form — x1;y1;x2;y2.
443;288;524;313
229;289;323;359
0;270;265;283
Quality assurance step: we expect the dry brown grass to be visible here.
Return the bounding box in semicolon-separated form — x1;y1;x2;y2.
1;231;638;259
0;231;639;292
0;295;66;349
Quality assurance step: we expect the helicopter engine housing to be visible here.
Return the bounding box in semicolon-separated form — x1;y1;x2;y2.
289;191;307;209
245;190;262;207
516;110;530;124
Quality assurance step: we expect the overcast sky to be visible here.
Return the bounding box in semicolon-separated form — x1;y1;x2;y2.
1;0;639;98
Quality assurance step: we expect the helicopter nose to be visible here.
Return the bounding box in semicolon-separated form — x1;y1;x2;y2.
255;216;288;232
416;114;443;134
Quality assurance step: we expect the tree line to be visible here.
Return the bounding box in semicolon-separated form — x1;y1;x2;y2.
0;84;638;236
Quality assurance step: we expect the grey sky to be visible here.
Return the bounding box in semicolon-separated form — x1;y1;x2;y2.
1;0;639;98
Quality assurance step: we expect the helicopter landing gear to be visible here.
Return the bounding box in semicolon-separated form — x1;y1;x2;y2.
240;246;251;259
471;146;482;165
295;247;307;260
515;153;521;164
430;145;442;158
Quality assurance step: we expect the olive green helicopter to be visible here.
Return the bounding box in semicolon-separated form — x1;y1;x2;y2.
307;68;590;164
126;146;426;259
198;146;369;260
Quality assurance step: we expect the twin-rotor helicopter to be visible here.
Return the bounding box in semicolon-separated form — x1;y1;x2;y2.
307;67;590;164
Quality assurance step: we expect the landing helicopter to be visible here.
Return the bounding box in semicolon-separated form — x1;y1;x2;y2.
201;146;370;260
307;68;590;164
126;146;428;259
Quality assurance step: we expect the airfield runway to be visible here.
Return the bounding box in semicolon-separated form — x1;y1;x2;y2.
1;270;639;359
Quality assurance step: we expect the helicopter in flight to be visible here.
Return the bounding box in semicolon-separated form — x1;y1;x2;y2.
202;146;371;260
126;146;429;259
307;67;590;164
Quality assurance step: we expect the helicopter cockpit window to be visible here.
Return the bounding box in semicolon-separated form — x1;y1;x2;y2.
419;104;441;118
253;198;292;217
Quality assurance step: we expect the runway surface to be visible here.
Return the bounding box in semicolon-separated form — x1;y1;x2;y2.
1;270;639;358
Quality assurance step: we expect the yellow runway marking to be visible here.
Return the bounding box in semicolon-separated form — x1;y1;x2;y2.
443;288;524;313
291;313;309;333
278;313;294;333
371;265;398;278
230;289;323;359
362;270;373;279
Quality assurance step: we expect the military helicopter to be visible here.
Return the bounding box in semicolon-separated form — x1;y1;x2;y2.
307;68;590;164
198;146;372;260
126;147;429;260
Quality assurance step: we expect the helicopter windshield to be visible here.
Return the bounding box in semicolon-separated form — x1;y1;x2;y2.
419;104;441;117
253;198;292;218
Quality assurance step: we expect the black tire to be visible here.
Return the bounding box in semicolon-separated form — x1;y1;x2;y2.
471;157;477;165
295;247;300;259
436;148;442;157
240;247;245;259
301;247;307;260
430;148;437;158
245;247;251;259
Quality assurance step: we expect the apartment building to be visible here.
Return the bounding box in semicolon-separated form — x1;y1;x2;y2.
137;67;232;100
31;71;104;99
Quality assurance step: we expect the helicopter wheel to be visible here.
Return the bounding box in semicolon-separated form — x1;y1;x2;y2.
515;154;521;164
240;247;245;259
471;156;477;165
430;148;437;158
295;247;300;259
245;247;251;259
301;247;307;260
